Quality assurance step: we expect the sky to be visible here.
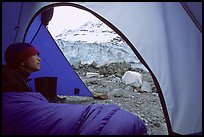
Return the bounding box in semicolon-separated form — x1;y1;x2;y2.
47;6;98;37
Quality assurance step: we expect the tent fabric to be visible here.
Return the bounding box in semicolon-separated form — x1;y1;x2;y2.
2;92;148;135
181;2;202;32
2;2;202;135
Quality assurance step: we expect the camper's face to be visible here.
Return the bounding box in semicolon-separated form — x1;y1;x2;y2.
22;54;41;73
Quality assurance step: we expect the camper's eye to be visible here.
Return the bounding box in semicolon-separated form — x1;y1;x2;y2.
34;54;40;58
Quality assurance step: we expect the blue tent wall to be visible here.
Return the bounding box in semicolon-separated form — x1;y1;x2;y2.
25;14;92;96
2;2;22;64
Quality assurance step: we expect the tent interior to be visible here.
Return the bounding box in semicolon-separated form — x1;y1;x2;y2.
2;2;202;135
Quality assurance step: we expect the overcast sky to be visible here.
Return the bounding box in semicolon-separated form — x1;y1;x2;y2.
47;6;98;37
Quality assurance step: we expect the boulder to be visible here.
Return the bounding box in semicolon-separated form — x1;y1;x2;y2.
122;71;142;88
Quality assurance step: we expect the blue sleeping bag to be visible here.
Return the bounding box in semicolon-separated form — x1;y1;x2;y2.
2;92;148;135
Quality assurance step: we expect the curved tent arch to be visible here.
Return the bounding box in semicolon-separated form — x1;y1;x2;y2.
25;5;171;134
24;5;171;134
2;2;202;135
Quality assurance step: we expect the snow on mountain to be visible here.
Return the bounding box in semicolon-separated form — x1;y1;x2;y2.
55;20;124;44
54;20;147;71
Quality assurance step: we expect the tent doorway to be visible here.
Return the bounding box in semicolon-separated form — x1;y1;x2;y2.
19;2;201;135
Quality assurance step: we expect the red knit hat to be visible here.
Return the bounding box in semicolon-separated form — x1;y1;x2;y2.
5;42;40;68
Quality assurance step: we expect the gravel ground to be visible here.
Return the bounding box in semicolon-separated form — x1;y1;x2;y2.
58;62;168;135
